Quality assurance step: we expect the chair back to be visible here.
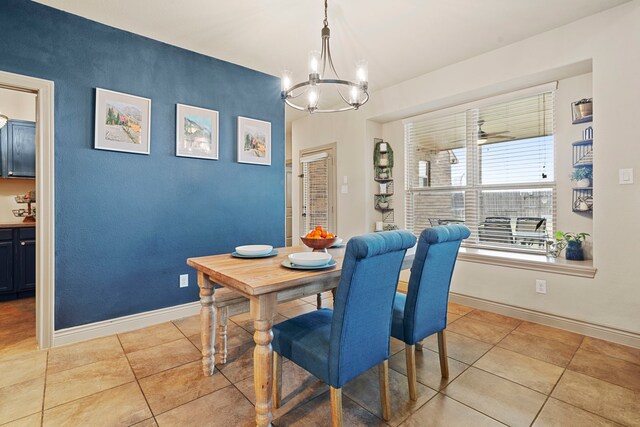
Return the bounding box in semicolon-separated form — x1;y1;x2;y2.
402;225;470;344
329;230;416;387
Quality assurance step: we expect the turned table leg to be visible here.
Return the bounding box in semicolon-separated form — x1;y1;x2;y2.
252;293;277;427
197;272;217;376
215;307;228;365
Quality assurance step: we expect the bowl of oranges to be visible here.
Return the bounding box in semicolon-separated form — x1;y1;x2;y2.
301;226;338;252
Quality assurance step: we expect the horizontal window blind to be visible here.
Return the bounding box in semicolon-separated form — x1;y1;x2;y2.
301;153;330;235
405;90;555;253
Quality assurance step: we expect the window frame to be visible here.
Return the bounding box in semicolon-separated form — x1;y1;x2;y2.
404;83;557;254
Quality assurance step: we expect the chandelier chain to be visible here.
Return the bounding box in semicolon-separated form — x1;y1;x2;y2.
323;0;329;27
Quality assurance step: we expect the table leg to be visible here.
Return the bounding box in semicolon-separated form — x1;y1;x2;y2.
252;293;277;427
197;272;216;376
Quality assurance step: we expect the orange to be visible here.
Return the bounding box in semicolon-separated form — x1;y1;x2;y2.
327;233;335;239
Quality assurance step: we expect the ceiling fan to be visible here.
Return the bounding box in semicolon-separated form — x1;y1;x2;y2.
477;119;514;144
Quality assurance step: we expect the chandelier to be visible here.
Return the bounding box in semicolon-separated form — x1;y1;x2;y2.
281;0;369;113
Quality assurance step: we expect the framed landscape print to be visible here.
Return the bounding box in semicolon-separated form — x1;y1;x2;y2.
94;88;151;154
176;104;219;160
237;116;271;166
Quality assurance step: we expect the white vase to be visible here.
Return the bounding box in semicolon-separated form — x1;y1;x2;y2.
575;178;591;188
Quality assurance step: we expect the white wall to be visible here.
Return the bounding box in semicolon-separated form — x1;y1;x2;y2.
291;1;640;335
0;87;36;121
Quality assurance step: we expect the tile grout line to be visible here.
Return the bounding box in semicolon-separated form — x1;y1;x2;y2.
440;316;520;425
436;391;510;426
39;349;49;427
116;333;156;425
546;334;633;425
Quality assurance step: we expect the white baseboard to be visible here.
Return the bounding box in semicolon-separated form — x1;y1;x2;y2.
53;301;201;347
450;293;640;349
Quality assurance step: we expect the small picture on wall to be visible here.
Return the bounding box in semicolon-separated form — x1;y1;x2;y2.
237;116;271;166
94;88;151;154
176;104;219;160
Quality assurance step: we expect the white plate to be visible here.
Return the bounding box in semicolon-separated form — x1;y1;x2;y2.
281;259;337;270
330;238;343;247
288;252;333;267
235;245;273;256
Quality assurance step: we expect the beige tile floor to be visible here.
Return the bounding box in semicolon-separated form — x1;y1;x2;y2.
1;294;639;426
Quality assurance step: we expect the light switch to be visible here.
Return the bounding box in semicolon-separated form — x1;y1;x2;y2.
341;185;349;194
619;168;634;185
343;175;348;184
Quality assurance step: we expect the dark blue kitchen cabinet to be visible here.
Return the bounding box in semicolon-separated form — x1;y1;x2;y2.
0;227;35;299
0;231;14;293
17;229;36;292
6;120;36;178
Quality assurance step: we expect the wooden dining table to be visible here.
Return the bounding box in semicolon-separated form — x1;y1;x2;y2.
187;245;414;427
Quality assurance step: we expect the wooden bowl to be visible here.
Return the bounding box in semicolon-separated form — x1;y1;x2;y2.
300;236;339;252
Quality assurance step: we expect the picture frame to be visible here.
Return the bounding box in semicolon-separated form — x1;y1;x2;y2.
237;116;271;166
176;104;219;160
94;88;151;155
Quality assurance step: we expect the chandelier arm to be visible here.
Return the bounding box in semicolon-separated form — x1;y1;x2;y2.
336;83;352;105
325;41;341;79
284;98;311;112
321;37;328;77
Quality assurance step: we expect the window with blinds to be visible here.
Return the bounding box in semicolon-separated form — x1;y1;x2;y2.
405;90;555;253
300;149;336;235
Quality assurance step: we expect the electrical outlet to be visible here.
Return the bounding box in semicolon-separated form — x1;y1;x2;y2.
535;279;547;294
180;274;189;288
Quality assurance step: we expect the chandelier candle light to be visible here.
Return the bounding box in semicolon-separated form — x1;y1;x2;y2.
281;0;369;113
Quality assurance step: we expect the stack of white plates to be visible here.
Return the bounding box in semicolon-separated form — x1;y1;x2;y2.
288;252;332;267
235;245;273;256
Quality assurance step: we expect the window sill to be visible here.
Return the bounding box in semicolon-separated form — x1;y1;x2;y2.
457;247;597;278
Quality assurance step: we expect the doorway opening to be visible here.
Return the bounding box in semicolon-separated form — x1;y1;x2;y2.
0;70;55;351
299;144;337;236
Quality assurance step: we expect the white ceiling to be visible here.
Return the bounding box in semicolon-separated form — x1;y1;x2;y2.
36;0;627;109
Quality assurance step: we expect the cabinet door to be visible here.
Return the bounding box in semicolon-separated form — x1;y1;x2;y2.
0;241;14;293
7;120;36;178
17;239;36;292
0;125;6;177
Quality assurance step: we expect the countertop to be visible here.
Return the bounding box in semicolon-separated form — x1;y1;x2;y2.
0;221;36;229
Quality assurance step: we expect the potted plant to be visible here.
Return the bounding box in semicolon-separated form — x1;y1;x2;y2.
377;195;390;209
378;167;391;180
572;98;592;121
570;166;592;188
555;231;590;261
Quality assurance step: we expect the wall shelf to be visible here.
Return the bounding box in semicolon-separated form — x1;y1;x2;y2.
572;139;593;166
571;102;593;214
572;115;593;125
373;138;395;227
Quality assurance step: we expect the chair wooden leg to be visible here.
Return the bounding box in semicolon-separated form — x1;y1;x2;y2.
330;387;343;427
316;293;322;309
214;306;228;365
437;330;449;379
272;351;282;409
378;360;391;421
405;344;417;401
415;339;424;352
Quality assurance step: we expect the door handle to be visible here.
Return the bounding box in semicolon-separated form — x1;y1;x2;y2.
8;171;13;176
21;242;26;246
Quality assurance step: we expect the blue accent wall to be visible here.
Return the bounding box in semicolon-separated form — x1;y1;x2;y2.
0;0;285;329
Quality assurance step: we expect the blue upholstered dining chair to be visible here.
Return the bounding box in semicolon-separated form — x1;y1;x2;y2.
391;224;470;400
272;230;416;426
